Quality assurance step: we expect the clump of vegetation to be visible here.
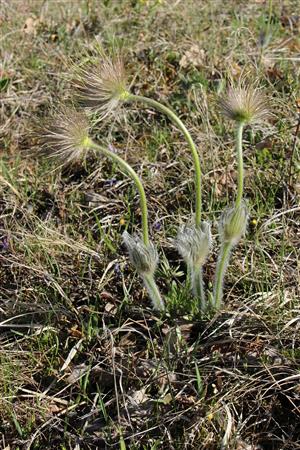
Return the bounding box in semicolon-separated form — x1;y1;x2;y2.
73;48;208;309
1;1;299;449
41;51;270;317
213;82;269;309
41;104;165;311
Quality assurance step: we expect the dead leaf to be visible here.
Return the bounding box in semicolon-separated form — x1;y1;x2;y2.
118;332;136;348
104;302;117;316
160;392;172;404
66;363;89;384
47;402;64;414
179;44;205;69
293;183;300;194
231;62;242;78
68;325;84;339
266;66;284;82
24;17;40;35
176;394;196;406
100;291;115;301
157;370;177;392
128;388;149;406
60;338;84;372
280;13;300;30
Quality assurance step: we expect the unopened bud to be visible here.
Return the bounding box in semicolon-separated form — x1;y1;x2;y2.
175;221;212;268
122;231;158;275
220;203;248;244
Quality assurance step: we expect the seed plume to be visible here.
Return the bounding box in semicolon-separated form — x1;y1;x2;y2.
73;51;129;120
219;81;269;125
39;107;91;165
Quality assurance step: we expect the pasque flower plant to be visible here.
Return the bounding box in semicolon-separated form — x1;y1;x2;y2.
175;222;211;312
40;106;164;311
73;49;212;311
213;82;269;309
38;48;269;316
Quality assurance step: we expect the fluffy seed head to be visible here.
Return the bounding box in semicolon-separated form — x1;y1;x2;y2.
219;82;269;124
73;52;129;120
175;221;212;268
123;231;158;276
39;107;91;165
220;203;248;244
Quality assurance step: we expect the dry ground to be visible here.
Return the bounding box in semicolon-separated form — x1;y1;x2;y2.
0;0;299;449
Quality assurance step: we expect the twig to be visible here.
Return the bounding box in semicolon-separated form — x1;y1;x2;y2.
288;111;300;186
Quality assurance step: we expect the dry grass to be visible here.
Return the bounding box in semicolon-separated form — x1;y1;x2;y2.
1;0;299;448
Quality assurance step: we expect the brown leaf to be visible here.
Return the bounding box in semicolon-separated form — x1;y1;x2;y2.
47;402;64;414
24;17;39;35
104;302;117;316
128;388;149;406
179;44;205;69
66;363;89;384
100;291;115;301
68;325;84;339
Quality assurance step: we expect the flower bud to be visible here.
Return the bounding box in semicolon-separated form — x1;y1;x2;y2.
122;231;158;276
220;203;248;244
175;221;212;268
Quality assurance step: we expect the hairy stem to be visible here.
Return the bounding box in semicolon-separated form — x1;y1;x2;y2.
127;94;202;226
142;273;165;311
191;265;206;313
235;121;245;209
213;122;245;309
213;241;233;310
89;140;149;245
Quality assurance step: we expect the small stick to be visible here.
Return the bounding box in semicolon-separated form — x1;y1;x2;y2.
288;109;300;187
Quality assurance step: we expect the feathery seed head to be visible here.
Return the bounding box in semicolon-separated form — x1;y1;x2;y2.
73;52;129;120
220;203;248;244
219;82;269;125
123;231;158;276
175;221;212;268
40;107;91;165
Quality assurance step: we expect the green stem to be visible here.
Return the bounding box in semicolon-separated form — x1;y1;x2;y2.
127;94;202;226
89;140;149;246
213;241;233;310
212;122;245;309
266;0;273;40
235;122;245;209
143;273;165;311
191;265;206;313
